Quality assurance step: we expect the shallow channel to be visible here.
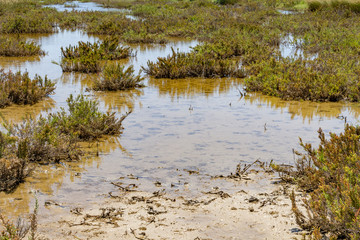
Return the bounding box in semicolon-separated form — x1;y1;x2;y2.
0;29;359;223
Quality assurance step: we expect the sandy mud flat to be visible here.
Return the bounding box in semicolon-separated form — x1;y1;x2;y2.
38;171;304;240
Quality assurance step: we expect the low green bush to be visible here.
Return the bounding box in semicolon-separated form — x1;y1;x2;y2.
93;64;144;91
285;125;360;239
216;0;238;5
8;116;80;163
0;36;44;57
85;13;136;35
308;1;324;11
245;56;360;102
143;47;244;79
60;38;133;73
0;94;131;191
0;156;30;193
0;69;55;108
0;9;55;34
50;94;130;140
307;0;360;13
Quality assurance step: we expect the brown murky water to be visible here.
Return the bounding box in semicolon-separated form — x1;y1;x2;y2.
0;29;359;225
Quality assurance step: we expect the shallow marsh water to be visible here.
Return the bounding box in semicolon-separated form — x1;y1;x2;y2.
44;1;123;12
0;29;359;226
43;1;138;19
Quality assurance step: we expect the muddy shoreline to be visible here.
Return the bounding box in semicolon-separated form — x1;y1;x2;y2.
36;170;304;240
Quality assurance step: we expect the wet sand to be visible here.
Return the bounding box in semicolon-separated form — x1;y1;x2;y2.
37;171;304;240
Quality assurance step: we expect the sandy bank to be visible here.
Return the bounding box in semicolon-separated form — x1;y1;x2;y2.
38;171;305;240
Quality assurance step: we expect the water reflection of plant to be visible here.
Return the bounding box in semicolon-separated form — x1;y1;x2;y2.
0;197;38;240
0;97;55;123
0;133;127;218
81;135;132;159
148;77;241;99
244;92;360;122
59;72;96;90
94;88;144;113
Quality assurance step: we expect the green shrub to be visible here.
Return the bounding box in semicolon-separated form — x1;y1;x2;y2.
60;37;133;73
0;36;44;57
286;125;360;239
50;94;130;140
0;126;31;193
8;116;80;163
333;0;360;13
245;56;360;102
216;0;237;5
143;47;244;79
0;94;131;191
0;157;30;193
93;64;144;91
0;9;55;34
349;2;360;13
85;13;136;35
308;1;324;11
57;11;85;30
307;0;360;13
191;41;245;59
0;69;55;108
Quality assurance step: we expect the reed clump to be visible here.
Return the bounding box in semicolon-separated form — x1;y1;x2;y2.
273;125;360;239
60;38;133;73
93;63;144;91
0;69;55;108
0;36;44;57
143;47;244;79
